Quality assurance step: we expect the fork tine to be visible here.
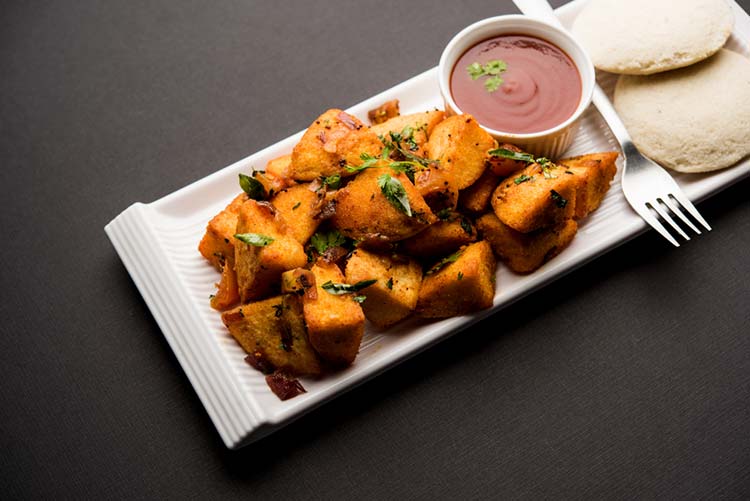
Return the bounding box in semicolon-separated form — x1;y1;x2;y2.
651;200;690;241
631;202;680;247
670;192;712;232
662;196;700;234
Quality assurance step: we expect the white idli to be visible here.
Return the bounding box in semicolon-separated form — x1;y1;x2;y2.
572;0;734;75
614;49;750;173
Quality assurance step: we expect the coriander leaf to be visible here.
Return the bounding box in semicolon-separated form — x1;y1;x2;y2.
538;158;558;179
292;201;301;210
457;271;464;280
386;277;394;290
234;233;274;246
400;125;419;151
550;190;568;208
483;59;507;75
321;174;341;189
466;59;507;93
460;218;473;235
377;173;412;216
467;62;484;80
239;173;266;200
388;161;418;183
436;208;453;221
321;279;377;295
488;148;535;163
345;152;380;173
514;174;532;184
310;230;347;254
352;295;367;303
484;75;504;92
426;250;463;275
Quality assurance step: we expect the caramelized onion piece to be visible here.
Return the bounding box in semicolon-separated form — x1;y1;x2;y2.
245;353;274;375
320;245;349;265
337;111;360;130
367;99;400;124
315;199;337;220
266;371;307;400
293;269;317;300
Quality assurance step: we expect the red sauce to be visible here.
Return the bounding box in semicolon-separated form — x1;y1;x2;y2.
450;34;581;134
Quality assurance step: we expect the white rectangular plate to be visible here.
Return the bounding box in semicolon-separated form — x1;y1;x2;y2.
105;0;750;448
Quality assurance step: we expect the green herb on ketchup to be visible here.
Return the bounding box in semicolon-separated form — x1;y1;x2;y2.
467;60;507;93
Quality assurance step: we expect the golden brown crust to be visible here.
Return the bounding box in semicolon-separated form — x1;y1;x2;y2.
331;166;437;244
416;241;496;318
477;212;578;273
491;162;581;233
425;115;496;190
290;109;382;181
344;249;422;328
221;297;322;377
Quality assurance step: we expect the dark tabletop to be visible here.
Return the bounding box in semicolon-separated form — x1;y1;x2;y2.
2;0;750;499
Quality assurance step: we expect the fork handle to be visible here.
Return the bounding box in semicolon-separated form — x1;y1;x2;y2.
591;85;634;150
513;0;635;148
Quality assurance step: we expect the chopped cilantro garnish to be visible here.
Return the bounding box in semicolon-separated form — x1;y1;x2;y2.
550;190;568;208
310;230;347;254
514;174;532;184
378;174;412;216
234;233;274;246
238;173;266;200
427;250;463;275
321;174;341;189
321;279;377;295
488;148;535;163
467;60;507;93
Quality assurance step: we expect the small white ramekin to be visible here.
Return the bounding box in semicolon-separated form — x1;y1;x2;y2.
438;15;595;159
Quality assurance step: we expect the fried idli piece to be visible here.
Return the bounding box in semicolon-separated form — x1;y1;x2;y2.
416;241;496;318
368;99;400;125
290;109;382;181
282;261;366;366
425;115;497;190
558;152;618;219
331;166;437;244
344;249;422;328
458;168;501;215
221;296;322;377
491;162;581;233
270;183;325;244
370;110;446;157
400;214;477;258
234;200;307;303
198;193;247;270
414;166;459;213
264;154;295;189
476;212;578;273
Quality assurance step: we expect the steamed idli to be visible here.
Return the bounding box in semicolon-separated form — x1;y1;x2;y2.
614;49;750;173
572;0;734;75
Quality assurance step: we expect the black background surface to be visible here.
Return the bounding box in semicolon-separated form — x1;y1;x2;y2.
2;0;749;498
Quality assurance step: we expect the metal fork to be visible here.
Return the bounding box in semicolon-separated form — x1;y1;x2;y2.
513;0;711;246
